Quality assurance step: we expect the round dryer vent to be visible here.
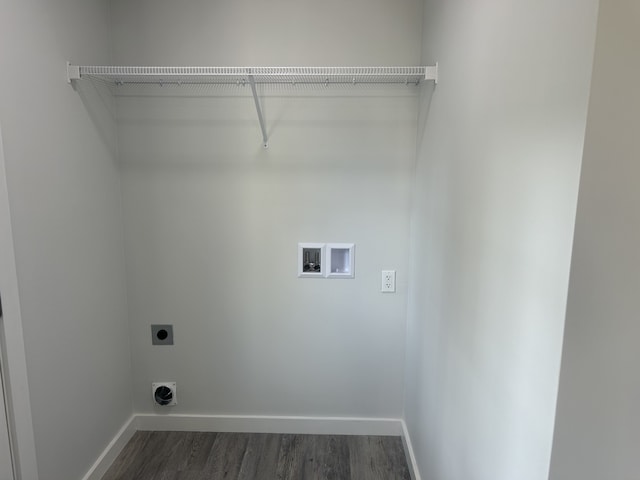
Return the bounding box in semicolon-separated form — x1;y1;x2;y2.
152;382;177;406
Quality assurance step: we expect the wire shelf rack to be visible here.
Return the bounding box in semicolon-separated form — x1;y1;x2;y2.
67;63;438;147
68;65;437;86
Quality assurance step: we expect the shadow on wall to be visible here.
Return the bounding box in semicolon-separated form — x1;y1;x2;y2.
72;77;420;170
72;79;119;159
416;81;437;154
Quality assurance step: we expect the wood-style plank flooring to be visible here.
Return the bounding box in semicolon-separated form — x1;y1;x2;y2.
101;431;411;480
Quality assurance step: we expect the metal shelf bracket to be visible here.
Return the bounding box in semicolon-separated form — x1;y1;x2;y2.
247;72;269;149
66;62;80;84
425;62;438;85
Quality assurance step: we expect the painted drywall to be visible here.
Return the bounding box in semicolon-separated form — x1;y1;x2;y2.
0;125;39;480
0;332;14;480
109;0;422;417
549;2;640;478
0;1;132;479
404;1;599;479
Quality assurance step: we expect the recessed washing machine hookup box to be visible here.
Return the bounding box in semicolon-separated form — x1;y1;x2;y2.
326;243;355;278
298;243;325;277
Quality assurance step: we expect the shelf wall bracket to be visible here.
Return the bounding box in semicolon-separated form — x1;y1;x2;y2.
247;72;269;148
425;63;438;85
66;61;80;84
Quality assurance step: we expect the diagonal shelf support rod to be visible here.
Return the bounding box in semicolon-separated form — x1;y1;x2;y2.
247;73;268;148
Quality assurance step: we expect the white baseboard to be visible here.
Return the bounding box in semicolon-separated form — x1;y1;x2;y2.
82;415;137;480
400;419;421;480
136;413;403;436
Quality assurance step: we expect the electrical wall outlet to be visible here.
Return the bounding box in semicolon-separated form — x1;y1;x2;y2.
151;324;174;345
381;270;396;293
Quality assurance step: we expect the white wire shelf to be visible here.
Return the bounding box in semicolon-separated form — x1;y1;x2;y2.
67;64;438;86
67;63;438;147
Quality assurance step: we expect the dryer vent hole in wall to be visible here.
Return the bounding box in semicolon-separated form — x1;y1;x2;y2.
152;382;177;406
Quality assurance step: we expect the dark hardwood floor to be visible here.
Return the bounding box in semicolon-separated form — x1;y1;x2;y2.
101;431;411;479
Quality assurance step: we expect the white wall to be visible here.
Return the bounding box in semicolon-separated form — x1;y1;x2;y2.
110;0;422;418
0;124;29;480
549;1;640;478
404;1;599;479
0;1;132;479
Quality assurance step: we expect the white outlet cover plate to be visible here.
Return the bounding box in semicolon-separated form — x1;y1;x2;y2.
381;270;396;293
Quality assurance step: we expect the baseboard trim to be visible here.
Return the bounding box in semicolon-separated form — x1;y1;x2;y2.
136;413;403;436
400;420;421;480
82;415;137;480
